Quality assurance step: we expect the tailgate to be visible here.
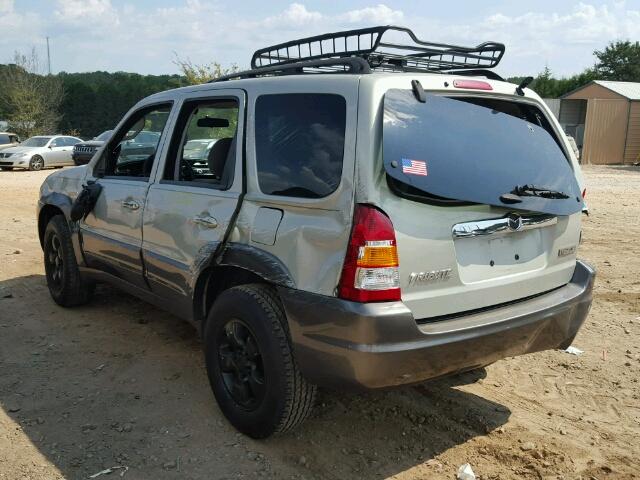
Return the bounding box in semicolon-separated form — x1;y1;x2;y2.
375;87;583;320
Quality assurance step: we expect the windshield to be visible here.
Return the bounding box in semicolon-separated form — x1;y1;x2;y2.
128;131;160;145
21;137;50;147
94;130;112;141
383;90;583;216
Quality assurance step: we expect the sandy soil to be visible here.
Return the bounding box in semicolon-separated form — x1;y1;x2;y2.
0;165;638;480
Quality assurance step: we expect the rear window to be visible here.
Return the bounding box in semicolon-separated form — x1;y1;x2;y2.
0;134;9;143
255;93;346;198
383;90;583;216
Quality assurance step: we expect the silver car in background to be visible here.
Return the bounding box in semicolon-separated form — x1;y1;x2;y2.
0;135;83;171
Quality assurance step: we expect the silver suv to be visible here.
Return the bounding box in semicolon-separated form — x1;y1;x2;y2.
37;27;594;438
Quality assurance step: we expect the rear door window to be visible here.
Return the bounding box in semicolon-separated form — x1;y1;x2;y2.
163;99;239;189
383;90;583;216
255;93;346;198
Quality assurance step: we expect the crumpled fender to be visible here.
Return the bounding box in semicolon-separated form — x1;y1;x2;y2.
208;242;296;288
40;191;73;218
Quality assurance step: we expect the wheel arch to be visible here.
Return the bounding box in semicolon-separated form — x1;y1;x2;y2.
192;243;296;334
38;204;65;248
38;191;73;247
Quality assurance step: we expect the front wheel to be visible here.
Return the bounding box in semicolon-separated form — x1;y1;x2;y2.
43;215;94;306
29;155;44;171
204;284;316;438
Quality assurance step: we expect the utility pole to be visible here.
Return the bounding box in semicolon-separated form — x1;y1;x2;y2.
46;36;51;74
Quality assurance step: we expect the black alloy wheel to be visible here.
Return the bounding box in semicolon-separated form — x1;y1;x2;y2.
218;319;266;410
45;231;65;291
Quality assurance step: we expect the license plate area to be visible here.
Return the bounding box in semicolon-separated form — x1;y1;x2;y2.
454;230;548;283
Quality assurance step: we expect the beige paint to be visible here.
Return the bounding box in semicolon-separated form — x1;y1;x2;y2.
581;99;629;164
624;102;640;164
564;83;627;100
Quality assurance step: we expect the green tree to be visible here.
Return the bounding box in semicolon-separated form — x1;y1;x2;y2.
173;54;239;85
56;71;181;138
594;41;640;81
0;49;64;137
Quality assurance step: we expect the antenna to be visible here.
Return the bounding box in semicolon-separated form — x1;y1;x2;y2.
46;36;51;74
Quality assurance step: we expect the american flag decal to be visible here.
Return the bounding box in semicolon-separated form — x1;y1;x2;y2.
401;158;427;176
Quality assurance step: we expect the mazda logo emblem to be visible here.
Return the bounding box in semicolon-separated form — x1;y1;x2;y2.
507;213;523;231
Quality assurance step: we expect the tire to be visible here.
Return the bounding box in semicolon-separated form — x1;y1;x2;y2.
204;284;316;438
43;215;94;307
0;167;13;171
29;155;44;171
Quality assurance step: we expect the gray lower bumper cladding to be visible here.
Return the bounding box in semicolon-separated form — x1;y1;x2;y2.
280;260;595;390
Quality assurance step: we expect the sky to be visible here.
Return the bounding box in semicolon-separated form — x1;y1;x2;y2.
0;0;639;77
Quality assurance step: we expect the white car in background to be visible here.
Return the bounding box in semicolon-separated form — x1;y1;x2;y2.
0;135;83;171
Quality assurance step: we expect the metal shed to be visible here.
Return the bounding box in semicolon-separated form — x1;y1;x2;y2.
559;81;640;164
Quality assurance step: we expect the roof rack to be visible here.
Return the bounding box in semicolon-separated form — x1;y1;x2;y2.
210;25;505;82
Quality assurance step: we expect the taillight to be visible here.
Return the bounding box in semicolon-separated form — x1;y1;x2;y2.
338;204;401;302
582;188;586;199
453;79;493;90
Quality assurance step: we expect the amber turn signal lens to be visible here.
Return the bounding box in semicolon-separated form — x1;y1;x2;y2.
357;241;399;267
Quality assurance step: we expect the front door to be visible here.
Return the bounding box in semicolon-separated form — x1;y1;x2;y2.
46;137;70;165
142;90;244;315
81;102;173;288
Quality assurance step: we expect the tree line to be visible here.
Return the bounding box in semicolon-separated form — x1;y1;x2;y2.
0;41;638;139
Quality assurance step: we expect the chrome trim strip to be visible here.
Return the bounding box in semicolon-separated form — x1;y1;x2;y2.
452;214;558;238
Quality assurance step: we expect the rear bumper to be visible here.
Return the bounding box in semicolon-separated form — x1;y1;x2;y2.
280;260;595;390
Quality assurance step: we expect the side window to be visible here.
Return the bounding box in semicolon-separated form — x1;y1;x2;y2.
255;93;346;198
163;99;238;188
64;137;80;146
98;104;172;179
50;138;63;147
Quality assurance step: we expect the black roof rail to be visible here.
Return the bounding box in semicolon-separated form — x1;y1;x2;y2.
210;57;370;83
209;25;505;82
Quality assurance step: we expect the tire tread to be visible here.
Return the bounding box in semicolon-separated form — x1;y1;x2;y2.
45;215;93;307
231;284;316;435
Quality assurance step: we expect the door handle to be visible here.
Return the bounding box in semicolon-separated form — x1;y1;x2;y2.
191;215;218;229
122;200;140;210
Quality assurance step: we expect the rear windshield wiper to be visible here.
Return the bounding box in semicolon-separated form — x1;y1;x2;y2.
511;184;569;199
499;184;569;204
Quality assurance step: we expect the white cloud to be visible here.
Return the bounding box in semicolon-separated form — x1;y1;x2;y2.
0;1;638;76
274;3;323;25
54;0;119;25
0;0;14;14
341;4;403;24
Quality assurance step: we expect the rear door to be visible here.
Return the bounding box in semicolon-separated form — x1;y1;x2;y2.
141;89;244;314
60;137;81;164
81;103;173;288
367;85;583;320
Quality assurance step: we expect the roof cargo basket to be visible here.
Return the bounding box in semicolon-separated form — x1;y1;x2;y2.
211;25;505;82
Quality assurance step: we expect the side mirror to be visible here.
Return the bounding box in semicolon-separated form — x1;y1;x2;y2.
48;145;53;149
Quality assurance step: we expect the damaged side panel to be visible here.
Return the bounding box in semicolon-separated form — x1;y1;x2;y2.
216;243;295;288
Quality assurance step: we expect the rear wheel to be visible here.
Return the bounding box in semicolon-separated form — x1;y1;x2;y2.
29;155;44;171
43;215;94;306
204;284;316;438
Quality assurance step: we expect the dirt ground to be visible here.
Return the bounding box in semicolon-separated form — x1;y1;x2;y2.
0;165;638;480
